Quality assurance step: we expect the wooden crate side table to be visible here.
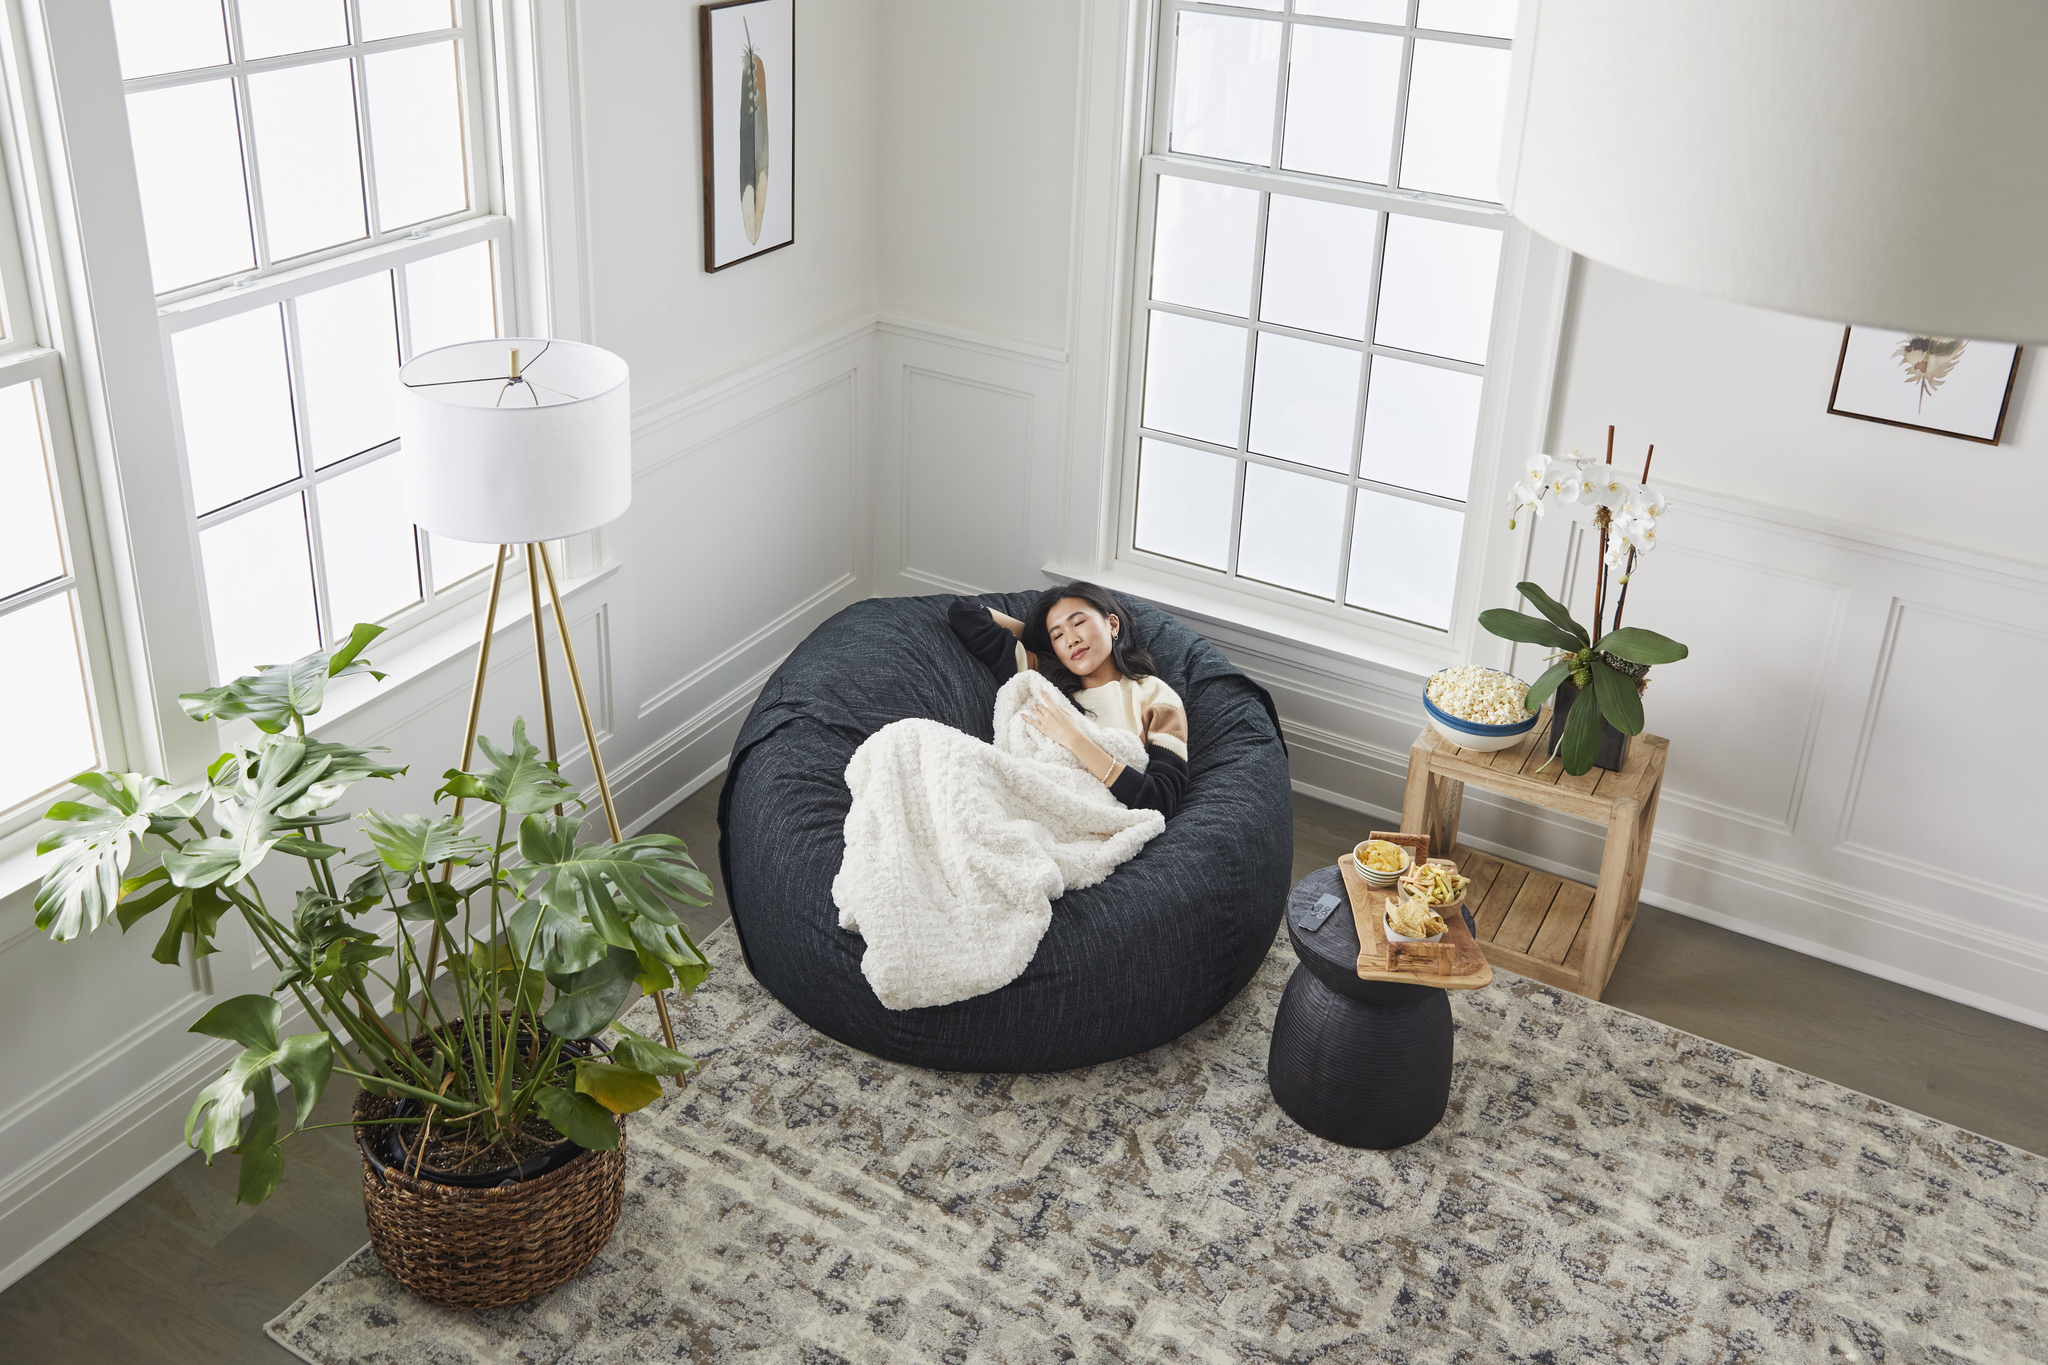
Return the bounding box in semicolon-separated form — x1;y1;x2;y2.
1398;706;1668;1001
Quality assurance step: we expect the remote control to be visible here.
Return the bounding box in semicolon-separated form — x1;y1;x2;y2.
1292;892;1342;933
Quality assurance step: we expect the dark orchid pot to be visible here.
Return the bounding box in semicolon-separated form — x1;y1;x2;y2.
1546;678;1629;773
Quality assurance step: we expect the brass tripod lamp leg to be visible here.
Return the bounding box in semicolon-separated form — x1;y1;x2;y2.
536;541;682;1062
426;544;511;989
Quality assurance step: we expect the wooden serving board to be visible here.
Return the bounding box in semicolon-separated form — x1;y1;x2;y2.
1340;856;1495;991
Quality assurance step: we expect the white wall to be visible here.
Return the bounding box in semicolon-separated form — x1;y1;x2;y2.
580;0;880;406
0;0;881;1289
1554;263;2045;568
876;0;1083;351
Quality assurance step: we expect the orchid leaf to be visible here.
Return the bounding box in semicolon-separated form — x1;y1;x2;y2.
1514;581;1590;645
1522;660;1574;715
1477;608;1581;653
1589;657;1645;736
1558;682;1605;776
1594;626;1690;666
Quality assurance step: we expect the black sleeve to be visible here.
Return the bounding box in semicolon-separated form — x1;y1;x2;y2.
1109;746;1189;820
947;598;1021;681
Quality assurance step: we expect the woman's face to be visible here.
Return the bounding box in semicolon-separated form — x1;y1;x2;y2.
1044;597;1118;680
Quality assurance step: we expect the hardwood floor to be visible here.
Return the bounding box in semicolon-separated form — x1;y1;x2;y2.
4;786;2042;1363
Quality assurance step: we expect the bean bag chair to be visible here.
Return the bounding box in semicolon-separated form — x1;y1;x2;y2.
716;591;1293;1073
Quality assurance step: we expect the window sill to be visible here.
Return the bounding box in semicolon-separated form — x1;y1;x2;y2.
1040;559;1452;683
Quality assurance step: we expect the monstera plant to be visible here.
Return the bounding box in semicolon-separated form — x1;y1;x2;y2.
31;624;711;1205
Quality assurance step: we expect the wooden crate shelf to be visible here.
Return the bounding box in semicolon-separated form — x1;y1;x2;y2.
1401;709;1669;1001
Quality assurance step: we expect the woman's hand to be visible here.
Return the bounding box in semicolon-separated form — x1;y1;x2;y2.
1021;699;1085;750
1023;699;1117;784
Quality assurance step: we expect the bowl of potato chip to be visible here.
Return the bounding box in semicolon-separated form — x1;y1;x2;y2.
1383;893;1447;943
1352;838;1411;888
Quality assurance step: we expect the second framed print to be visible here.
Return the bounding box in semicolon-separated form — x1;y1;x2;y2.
700;0;794;272
1827;326;2022;444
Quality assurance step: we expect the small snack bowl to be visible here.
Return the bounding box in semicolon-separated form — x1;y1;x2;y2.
1384;893;1449;944
1399;861;1469;911
1422;669;1539;753
1353;838;1411;888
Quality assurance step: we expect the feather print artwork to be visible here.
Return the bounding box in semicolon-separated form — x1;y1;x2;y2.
1892;335;1968;410
738;19;769;245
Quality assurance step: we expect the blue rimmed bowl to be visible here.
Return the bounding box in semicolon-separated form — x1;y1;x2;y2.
1422;669;1539;752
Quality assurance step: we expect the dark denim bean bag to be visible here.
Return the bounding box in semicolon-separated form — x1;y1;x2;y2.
716;592;1293;1073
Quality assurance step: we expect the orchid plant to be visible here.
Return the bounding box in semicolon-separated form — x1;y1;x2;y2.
1486;430;1690;774
30;625;712;1204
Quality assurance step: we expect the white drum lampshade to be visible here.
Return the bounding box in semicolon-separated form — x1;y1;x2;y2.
1502;0;2048;342
396;338;631;544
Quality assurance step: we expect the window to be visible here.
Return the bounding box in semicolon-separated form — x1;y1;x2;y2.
0;18;113;827
113;0;508;682
1121;0;1520;635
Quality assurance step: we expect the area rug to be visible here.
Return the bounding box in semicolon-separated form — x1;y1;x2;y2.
267;922;2046;1364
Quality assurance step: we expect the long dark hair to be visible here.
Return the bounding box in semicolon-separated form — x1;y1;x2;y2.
1023;581;1157;711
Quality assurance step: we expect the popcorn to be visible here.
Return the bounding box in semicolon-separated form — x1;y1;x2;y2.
1427;666;1529;726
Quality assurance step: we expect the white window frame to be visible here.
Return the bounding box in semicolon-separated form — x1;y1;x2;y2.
0;0;133;839
0;0;569;838
1105;0;1564;673
130;0;522;681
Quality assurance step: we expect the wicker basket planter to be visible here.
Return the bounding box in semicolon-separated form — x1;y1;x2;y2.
353;1085;627;1309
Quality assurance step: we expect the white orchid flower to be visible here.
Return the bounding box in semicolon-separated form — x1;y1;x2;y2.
1523;452;1555;486
1505;480;1545;530
1628;485;1673;520
1591;468;1638;511
1546;464;1584;505
1622;521;1659;554
1603;539;1628;567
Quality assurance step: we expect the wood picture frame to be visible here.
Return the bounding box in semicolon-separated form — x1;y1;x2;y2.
1826;325;2023;445
699;0;794;273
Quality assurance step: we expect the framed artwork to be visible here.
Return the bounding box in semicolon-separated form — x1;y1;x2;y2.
699;0;794;272
1826;326;2022;445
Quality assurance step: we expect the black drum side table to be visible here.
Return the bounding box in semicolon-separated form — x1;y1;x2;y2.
1267;865;1473;1150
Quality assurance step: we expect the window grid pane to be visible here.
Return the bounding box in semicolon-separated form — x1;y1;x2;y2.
1129;2;1513;631
133;1;495;680
122;9;474;298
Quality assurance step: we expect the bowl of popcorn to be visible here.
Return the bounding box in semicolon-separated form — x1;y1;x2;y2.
1423;665;1538;752
1352;838;1411;888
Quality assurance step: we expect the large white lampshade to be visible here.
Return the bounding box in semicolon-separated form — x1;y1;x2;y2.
1502;0;2048;342
396;337;631;544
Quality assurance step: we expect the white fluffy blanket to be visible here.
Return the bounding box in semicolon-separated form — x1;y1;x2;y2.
834;672;1166;1010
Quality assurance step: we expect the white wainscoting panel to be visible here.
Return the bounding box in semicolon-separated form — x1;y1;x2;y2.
874;316;1067;597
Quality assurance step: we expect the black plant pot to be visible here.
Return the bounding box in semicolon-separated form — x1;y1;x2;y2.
1546;679;1630;773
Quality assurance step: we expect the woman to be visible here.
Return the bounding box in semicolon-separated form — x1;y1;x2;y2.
948;583;1190;818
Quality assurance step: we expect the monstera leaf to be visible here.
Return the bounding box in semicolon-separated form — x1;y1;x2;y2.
183;994;335;1204
356;809;489;874
436;719;575;816
179;623;386;735
520;816;712;992
161;735;336;889
34;773;206;941
207;739;404;819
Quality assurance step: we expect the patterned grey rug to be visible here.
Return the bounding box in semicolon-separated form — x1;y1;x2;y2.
268;922;2046;1364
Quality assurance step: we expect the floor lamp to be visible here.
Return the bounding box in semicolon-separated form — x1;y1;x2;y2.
395;337;679;1057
